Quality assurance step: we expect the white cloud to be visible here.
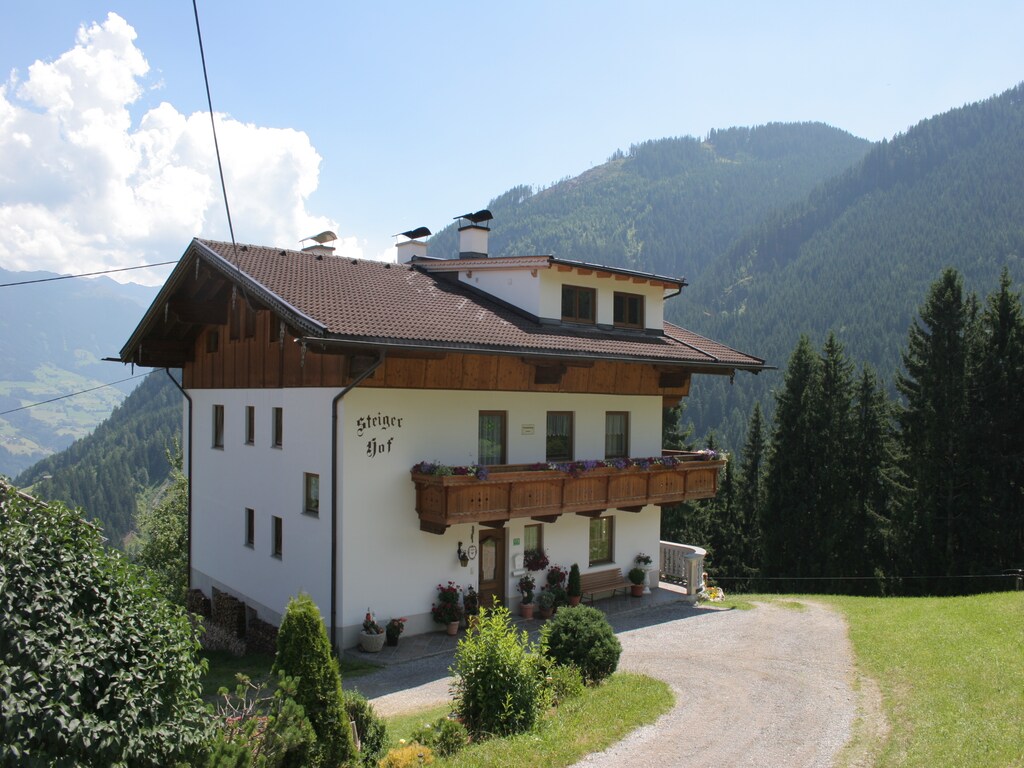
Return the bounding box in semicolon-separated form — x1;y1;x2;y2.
0;12;346;284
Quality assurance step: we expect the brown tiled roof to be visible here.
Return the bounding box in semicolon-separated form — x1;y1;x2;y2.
179;239;765;370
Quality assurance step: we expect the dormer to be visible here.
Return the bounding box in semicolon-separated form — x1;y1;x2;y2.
416;254;684;333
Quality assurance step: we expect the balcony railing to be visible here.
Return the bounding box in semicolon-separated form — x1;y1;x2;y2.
413;452;725;534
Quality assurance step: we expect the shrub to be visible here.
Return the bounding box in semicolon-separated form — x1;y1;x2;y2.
272;593;355;768
379;743;434;767
543;605;622;684
410;716;468;758
545;663;585;705
451;603;549;737
343;689;389;766
207;672;317;768
567;563;582;598
0;482;210;766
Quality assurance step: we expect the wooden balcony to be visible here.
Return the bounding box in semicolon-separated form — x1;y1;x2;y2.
413;452;725;534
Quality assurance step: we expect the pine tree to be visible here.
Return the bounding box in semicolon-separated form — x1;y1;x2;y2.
896;268;979;582
735;402;766;584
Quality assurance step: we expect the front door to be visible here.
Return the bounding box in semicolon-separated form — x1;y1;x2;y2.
477;528;506;609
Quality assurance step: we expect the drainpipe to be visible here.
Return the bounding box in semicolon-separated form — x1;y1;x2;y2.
330;351;386;652
165;368;193;591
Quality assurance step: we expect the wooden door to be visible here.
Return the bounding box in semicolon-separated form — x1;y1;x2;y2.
477;528;506;609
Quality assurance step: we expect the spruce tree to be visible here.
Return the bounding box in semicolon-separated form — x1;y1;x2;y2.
735;402;767;585
896;268;979;583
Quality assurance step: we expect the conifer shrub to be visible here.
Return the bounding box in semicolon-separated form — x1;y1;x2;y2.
567;563;582;599
410;716;469;758
0;482;209;765
451;603;549;737
272;594;355;768
343;689;389;766
543;605;622;684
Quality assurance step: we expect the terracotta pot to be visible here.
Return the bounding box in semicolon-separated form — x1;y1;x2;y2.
520;602;535;620
385;635;399;647
539;607;553;620
630;584;644;597
568;595;582;607
446;620;459;636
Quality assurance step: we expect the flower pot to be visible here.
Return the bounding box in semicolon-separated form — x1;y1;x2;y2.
520;602;534;620
447;620;459;636
630;584;644;597
385;635;399;647
568;595;581;607
539;607;553;620
359;631;386;653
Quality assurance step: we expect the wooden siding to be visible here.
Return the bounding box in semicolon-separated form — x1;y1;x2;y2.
183;308;692;398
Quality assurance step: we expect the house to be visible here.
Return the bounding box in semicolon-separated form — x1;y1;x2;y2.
119;213;766;649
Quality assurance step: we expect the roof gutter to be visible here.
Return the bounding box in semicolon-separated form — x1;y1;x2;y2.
330;350;386;653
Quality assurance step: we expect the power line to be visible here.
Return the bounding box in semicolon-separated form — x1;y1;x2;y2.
0;373;153;416
0;261;177;288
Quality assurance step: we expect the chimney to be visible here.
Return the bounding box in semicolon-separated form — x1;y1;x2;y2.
395;226;431;264
301;230;338;257
456;209;493;258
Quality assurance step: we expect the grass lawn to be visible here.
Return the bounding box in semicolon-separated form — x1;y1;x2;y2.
722;591;1023;767
385;672;672;768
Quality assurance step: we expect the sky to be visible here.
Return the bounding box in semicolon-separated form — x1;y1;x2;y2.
0;2;1021;285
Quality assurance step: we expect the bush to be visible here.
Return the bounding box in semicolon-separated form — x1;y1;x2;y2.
543;605;622;684
410;716;468;758
343;689;388;766
451;603;549;737
567;563;582;598
207;672;317;768
379;743;434;767
0;482;210;766
545;663;585;705
272;594;355;768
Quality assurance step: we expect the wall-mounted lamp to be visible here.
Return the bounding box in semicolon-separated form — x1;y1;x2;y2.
457;542;469;567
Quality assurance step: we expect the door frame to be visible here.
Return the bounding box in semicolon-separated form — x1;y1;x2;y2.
477;527;506;608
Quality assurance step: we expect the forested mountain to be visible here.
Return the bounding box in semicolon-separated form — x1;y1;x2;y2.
427;123;872;283
0;269;157;476
15;370;182;546
673;83;1024;448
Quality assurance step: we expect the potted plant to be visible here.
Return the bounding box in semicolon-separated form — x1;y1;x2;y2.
628;567;646;597
463;585;480;630
518;573;536;619
359;610;386;652
635;552;655;594
431;581;463;635
546;564;567;590
537;589;556;620
385;617;406;646
566;563;582;606
523;548;549;572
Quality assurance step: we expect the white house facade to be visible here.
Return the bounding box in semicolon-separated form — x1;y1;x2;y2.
120;214;765;649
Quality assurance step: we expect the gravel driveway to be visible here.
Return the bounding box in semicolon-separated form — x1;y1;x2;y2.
360;599;869;767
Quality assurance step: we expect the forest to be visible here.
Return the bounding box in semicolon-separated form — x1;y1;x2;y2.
664;268;1023;594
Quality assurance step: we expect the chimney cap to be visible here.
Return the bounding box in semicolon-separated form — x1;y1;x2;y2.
454;209;493;226
394;226;431;240
301;230;338;246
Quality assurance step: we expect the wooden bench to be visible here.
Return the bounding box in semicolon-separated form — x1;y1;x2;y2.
579;568;633;603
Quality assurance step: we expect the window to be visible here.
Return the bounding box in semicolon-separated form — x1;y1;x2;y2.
272;407;283;448
245;508;255;547
213;404;224;449
478;411;507;465
605;412;629;459
613;292;644;328
245;406;255;445
524;523;543;555
272;516;283;558
561;285;596;324
546;411;574;462
206;329;219;353
304;472;320;516
589;516;614;566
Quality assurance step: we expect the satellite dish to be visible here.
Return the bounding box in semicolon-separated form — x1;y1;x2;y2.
303;230;338;245
454;209;493;224
394;226;431;240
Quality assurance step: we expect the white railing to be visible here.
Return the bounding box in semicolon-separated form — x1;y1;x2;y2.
659;541;706;598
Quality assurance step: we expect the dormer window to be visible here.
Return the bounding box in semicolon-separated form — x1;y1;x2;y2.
614;292;644;329
561;285;595;324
